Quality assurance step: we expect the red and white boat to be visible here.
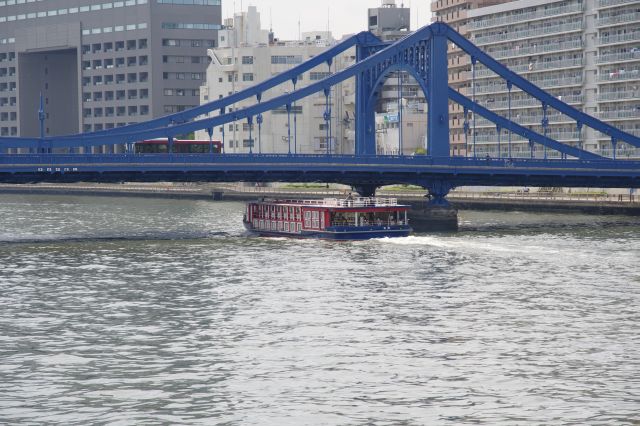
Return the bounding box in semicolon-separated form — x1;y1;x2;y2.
243;197;412;240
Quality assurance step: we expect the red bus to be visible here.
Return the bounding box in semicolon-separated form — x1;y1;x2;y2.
134;139;223;154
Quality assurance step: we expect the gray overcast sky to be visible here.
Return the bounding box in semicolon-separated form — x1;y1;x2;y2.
221;1;430;41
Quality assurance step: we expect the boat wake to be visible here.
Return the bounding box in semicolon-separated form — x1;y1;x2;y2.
0;231;232;245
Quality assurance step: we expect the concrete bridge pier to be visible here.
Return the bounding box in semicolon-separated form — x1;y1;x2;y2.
352;184;378;198
409;180;459;232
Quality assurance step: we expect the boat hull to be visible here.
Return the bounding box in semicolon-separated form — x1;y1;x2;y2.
244;221;411;240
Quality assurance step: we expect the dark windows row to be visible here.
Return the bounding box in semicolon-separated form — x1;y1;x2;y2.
163;72;202;80
271;55;303;65
0;82;16;92
0;96;16;106
163;104;197;113
163;88;200;96
163;55;209;64
83;122;138;132
82;56;148;70
82;89;149;102
162;38;216;48
82;73;149;85
0;111;17;121
0;126;17;136
161;23;222;30
157;0;221;5
0;67;15;77
82;39;148;54
83;105;149;118
0;52;15;62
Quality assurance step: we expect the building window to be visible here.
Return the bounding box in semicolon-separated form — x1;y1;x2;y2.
271;55;303;65
161;22;222;30
310;71;331;80
242;56;254;65
242;73;254;82
273;105;303;114
157;0;221;4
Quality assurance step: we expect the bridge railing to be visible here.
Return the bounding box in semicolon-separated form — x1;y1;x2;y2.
2;153;639;171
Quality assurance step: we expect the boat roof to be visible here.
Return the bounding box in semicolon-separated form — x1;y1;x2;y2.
251;197;409;209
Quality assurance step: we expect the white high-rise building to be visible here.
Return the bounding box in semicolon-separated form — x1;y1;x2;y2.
197;6;355;155
465;0;640;158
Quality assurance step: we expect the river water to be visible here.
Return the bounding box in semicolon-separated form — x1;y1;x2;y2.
0;194;638;425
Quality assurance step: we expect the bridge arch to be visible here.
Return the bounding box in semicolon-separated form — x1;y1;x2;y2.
363;63;430;155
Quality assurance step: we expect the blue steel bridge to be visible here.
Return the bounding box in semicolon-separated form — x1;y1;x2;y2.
0;22;639;204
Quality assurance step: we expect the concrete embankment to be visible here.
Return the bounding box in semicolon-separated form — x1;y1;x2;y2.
1;184;638;216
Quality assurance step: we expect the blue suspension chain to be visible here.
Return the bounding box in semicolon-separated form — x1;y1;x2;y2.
471;56;477;159
542;102;548;160
324;59;332;155
248;115;253;154
286;103;292;155
256;93;262;154
497;125;501;158
292;78;298;154
507;81;512;158
463;107;469;158
324;88;331;156
576;121;582;160
220;107;225;154
207;127;214;154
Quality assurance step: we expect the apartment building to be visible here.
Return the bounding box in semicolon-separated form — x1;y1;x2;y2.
465;0;640;158
431;0;512;155
197;6;354;155
0;0;221;138
595;0;640;156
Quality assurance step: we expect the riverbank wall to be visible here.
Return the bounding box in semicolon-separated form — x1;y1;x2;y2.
1;184;638;216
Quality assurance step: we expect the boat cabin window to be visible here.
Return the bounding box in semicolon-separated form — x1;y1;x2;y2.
330;211;406;226
304;211;311;228
330;212;356;226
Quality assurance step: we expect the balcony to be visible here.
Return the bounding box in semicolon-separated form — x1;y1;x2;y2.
474;76;582;95
597;50;640;64
599;31;640;46
473;22;582;46
598;0;638;8
475;58;583;79
475;113;574;128
598;68;640;82
479;95;583;111
431;0;466;14
598;109;640;120
473;131;580;144
597;12;640;27
598;90;640;101
468;3;583;30
488;40;583;60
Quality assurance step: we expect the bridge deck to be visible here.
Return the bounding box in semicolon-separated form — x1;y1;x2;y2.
0;154;638;188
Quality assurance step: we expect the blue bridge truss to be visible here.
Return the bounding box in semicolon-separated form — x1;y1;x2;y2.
0;22;639;202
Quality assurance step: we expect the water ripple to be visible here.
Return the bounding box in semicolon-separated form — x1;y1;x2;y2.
0;195;639;424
